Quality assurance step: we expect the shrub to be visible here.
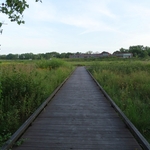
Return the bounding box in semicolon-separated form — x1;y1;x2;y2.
35;58;64;69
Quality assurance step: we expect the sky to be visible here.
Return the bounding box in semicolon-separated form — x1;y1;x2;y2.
1;0;150;55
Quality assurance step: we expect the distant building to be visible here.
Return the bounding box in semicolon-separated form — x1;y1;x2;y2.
113;52;133;58
69;54;99;58
69;51;111;58
99;51;111;57
69;52;132;58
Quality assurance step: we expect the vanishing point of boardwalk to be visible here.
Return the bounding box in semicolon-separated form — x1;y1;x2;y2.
13;67;142;150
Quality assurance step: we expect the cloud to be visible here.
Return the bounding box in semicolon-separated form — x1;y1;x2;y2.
55;0;118;34
85;0;117;19
25;0;118;34
122;33;150;48
24;0;57;22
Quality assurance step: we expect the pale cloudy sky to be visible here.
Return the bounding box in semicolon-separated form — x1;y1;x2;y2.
0;0;150;54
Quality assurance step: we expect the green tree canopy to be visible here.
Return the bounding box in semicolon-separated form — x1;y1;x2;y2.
0;0;41;25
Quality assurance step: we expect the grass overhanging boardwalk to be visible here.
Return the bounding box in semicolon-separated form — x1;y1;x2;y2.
13;67;142;150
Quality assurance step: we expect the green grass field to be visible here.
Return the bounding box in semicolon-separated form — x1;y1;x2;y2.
0;58;150;145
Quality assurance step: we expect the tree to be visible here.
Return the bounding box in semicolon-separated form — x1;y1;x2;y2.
0;0;41;25
129;45;149;58
0;22;3;34
86;51;93;54
6;53;17;59
119;48;129;53
129;45;142;57
145;46;150;56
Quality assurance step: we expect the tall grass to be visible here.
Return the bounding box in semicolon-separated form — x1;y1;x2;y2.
0;59;74;146
35;58;65;69
89;60;150;142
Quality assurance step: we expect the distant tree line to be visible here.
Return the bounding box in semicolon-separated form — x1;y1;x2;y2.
1;45;150;60
0;52;75;60
114;45;150;58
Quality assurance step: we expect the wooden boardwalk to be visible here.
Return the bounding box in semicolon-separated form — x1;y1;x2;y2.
13;67;142;150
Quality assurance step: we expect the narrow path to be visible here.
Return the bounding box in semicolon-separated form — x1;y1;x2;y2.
13;67;142;150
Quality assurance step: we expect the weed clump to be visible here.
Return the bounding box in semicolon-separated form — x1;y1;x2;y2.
35;58;64;69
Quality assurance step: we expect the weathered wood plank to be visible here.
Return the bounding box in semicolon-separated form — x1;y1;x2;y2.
13;144;140;150
22;130;133;138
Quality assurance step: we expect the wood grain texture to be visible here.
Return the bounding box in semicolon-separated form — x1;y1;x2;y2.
13;67;142;150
